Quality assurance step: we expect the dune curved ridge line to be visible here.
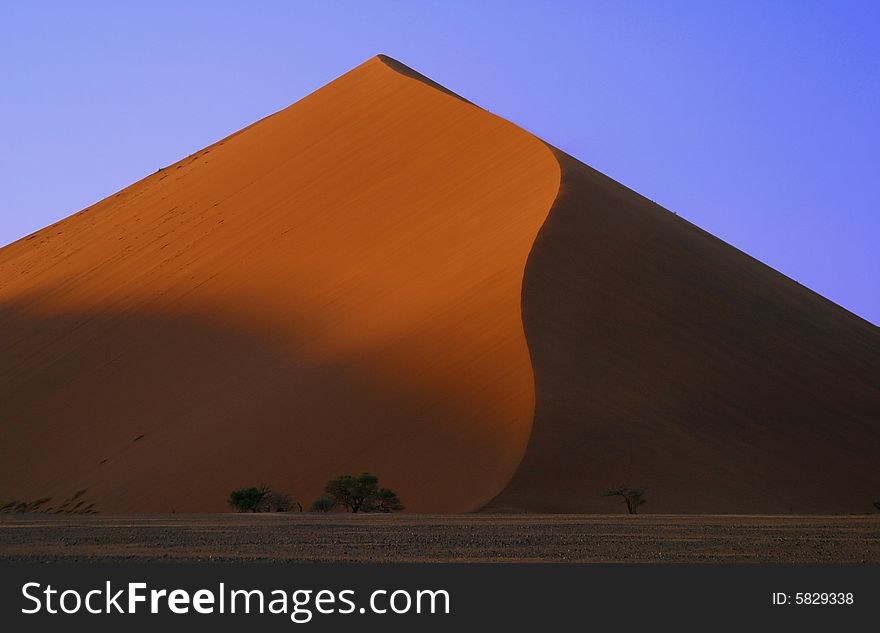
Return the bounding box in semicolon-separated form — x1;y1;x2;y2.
0;55;561;513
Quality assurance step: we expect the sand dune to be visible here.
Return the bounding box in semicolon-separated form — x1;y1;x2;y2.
1;56;877;513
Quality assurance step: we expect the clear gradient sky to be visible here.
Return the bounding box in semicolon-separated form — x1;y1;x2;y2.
2;1;878;323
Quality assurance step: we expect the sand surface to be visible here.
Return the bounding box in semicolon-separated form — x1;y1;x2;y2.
1;514;877;563
1;55;878;515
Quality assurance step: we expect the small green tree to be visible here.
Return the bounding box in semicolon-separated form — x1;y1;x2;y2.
374;488;404;513
323;472;403;513
604;486;647;514
228;487;266;512
324;473;376;513
263;489;301;512
310;494;336;512
229;485;301;512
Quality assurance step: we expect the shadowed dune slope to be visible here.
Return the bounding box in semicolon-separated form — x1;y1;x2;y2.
487;150;880;513
2;56;878;515
0;56;560;512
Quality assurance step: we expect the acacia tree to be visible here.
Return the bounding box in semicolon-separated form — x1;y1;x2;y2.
604;486;647;514
228;485;301;512
322;472;404;513
873;500;880;512
325;473;377;512
373;488;404;513
228;487;266;512
310;494;336;512
262;488;302;512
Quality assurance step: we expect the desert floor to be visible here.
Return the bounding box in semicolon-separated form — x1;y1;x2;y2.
1;514;877;563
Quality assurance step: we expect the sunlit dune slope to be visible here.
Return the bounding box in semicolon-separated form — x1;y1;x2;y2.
0;55;560;512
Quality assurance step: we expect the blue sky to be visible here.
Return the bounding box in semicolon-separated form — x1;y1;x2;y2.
2;1;878;323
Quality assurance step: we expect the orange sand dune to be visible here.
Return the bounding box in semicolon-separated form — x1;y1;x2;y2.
1;56;878;513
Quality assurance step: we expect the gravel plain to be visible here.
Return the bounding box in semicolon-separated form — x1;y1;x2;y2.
1;513;878;563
